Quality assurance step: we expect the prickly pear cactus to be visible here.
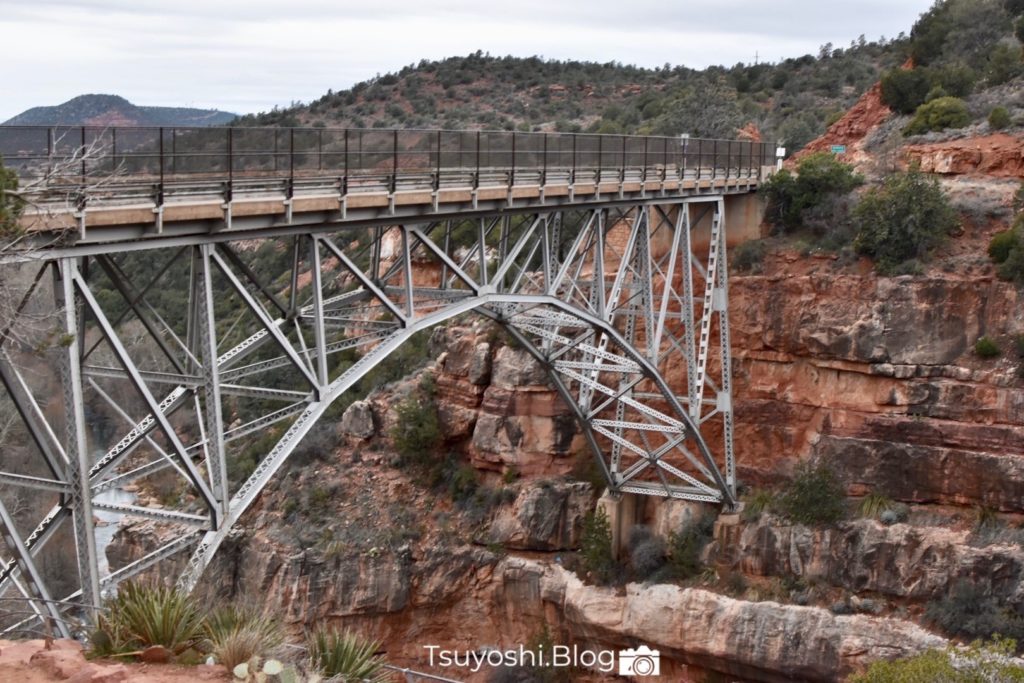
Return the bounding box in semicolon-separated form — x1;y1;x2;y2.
233;657;318;682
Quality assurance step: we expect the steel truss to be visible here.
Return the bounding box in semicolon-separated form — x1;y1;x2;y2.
0;196;734;634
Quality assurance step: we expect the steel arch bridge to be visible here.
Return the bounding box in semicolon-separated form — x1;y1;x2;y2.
0;125;771;635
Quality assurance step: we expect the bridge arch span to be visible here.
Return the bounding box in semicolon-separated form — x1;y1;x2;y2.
0;123;762;632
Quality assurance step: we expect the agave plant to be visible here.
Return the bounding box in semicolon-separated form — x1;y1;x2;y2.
206;604;284;670
95;581;206;656
858;491;895;519
309;626;388;682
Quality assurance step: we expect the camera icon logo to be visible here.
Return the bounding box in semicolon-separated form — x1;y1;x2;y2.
618;645;660;676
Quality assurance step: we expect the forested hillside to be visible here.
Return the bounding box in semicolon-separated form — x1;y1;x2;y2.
3;94;236;127
234;43;902;150
234;0;1024;152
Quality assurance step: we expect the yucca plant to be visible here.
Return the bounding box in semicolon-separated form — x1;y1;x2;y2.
205;604;284;670
858;491;895;519
309;626;388;682
96;581;206;656
741;489;775;522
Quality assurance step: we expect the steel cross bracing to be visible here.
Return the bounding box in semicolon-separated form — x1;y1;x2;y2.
0;195;736;634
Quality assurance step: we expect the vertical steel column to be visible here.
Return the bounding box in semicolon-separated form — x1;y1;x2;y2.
679;205;699;418
510;132;516;187
477;218;489;284
541;133;548;187
400;226;414;319
308;237;328;391
197;245;229;509
714;198;735;493
54;258;100;622
475;131;481;191
391;129;399;194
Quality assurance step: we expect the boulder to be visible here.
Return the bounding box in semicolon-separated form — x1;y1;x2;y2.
340;400;375;439
486;481;594;550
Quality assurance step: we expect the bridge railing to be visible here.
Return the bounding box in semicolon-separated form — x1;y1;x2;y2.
0;125;774;201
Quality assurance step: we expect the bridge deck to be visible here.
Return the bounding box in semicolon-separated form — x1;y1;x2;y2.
3;125;773;253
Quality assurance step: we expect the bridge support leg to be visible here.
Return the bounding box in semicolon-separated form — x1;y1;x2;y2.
55;258;101;623
597;491;639;561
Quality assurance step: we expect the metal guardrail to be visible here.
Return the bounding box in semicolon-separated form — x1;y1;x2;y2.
383;664;463;682
0;125;773;202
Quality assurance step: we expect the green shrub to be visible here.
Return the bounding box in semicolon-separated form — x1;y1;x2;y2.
858;491;895;519
579;508;617;584
991;229;1018;262
732;240;766;273
94;582;206;657
627;527;666;580
741;489;775;523
1000;240;1024;283
990;106;1013;130
852;168;959;273
924;85;948;103
851;638;1024;682
0;156;23;238
975;336;1001;358
760;152;863;233
975;505;1000;530
664;515;715;580
995;219;1024;284
390;391;441;464
205;604;283;670
903;97;970;136
988;43;1024;86
926;581;1024;648
928;64;977;99
880;68;932;115
776;461;847;526
309;627;388;681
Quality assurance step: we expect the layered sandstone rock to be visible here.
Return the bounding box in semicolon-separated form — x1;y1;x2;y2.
485;481;594;550
728;266;1024;510
190;530;944;682
904;133;1024;178
524;560;946;682
424;324;579;477
735;515;1024;605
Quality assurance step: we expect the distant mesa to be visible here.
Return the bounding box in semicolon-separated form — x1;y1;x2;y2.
2;94;236;127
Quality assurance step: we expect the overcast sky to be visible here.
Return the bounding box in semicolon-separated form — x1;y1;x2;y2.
2;0;935;122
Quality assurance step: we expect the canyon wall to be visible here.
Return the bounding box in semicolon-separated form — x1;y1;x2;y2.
729;258;1024;511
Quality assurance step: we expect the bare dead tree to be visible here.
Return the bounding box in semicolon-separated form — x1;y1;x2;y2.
0;130;125;351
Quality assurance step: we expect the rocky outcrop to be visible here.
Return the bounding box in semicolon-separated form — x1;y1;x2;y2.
817;435;1024;511
728;266;1024;509
904;133;1024;178
792;80;891;166
500;559;945;682
736;516;1024;604
340;399;375;439
485;481;594;550
190;526;944;682
423;324;580;477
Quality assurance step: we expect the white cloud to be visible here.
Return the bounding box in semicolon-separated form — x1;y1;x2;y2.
1;0;933;121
